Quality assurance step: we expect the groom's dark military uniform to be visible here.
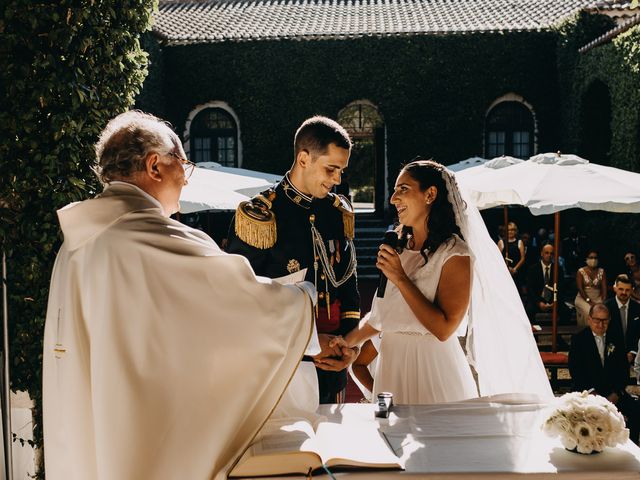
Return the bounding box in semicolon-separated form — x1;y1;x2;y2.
227;173;360;403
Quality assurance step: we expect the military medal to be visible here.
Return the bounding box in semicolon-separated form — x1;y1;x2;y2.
287;259;301;273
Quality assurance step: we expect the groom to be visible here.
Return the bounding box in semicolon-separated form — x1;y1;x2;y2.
227;115;361;404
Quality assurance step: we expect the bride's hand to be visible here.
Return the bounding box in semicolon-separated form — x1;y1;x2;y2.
377;244;408;286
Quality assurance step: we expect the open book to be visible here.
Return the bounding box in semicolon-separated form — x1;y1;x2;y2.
229;416;402;477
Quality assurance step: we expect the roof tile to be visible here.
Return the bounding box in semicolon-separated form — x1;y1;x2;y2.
154;0;596;45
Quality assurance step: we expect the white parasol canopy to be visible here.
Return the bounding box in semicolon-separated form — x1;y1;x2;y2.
456;153;640;215
456;152;640;352
179;162;281;213
446;156;488;172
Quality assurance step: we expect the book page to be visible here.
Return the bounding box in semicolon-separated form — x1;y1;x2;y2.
229;418;323;477
249;417;319;456
315;422;401;469
273;268;308;285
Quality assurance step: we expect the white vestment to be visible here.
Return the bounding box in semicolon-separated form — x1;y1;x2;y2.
42;183;314;480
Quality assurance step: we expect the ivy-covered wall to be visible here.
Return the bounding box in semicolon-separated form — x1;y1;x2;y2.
1;0;157;469
135;14;640;256
139;32;561;183
558;14;640;171
555;13;640;257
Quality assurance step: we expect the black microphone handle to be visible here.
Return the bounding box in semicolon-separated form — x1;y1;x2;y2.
377;276;389;298
376;230;399;298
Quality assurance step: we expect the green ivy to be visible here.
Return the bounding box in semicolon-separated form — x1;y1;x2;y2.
137;31;562;182
556;12;640;171
0;0;157;473
579;24;640;171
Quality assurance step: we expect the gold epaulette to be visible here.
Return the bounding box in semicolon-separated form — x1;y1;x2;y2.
330;193;355;240
234;190;277;249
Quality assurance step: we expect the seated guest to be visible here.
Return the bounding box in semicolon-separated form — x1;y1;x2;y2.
574;249;607;328
606;275;640;362
625;251;640;277
497;222;525;289
624;251;640;303
526;243;569;323
569;303;640;444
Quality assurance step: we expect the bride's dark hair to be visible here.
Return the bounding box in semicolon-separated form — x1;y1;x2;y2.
396;157;463;264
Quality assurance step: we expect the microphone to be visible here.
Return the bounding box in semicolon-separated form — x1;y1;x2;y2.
377;230;399;298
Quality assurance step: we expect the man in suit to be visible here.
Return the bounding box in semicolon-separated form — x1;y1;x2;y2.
569;303;640;444
606;274;640;363
525;243;569;323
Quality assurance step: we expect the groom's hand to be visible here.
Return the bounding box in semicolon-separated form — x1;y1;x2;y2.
313;334;343;360
314;345;360;372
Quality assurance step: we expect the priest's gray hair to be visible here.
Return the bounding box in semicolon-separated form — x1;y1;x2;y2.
94;110;180;184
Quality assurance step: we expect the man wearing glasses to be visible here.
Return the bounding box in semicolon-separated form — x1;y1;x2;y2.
569;303;640;444
42;111;316;480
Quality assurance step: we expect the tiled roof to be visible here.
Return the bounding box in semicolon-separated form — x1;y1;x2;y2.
579;13;640;51
587;0;635;10
154;0;594;45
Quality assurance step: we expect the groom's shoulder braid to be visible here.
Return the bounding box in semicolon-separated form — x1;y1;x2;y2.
234;185;355;249
234;185;278;250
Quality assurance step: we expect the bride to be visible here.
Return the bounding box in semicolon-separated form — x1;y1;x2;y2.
317;159;552;403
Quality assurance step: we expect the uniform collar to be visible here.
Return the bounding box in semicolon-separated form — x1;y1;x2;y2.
281;172;313;209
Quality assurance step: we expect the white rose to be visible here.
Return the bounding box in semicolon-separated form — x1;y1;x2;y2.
560;435;578;451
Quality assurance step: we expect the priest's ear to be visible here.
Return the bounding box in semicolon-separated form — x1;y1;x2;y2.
144;152;163;182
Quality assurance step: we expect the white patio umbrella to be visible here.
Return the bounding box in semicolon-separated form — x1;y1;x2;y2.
454;155;525;270
179;163;281;213
459;153;640;214
446;156;487;172
457;153;640;351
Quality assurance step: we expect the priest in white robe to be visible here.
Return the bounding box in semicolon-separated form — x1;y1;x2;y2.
42;111;315;480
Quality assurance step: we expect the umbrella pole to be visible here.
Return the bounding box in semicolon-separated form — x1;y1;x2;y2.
552;212;560;353
503;206;509;261
1;251;13;480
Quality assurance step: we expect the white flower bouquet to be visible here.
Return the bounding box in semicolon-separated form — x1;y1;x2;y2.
542;391;629;454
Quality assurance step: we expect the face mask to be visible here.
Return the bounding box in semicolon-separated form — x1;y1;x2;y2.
586;258;598;268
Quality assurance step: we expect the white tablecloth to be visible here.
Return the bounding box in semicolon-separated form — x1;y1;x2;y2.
255;394;640;479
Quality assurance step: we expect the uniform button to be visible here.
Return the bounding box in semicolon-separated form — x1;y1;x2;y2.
320;274;326;280
319;292;325;299
309;214;316;222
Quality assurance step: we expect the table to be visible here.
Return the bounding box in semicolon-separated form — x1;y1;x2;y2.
256;394;640;479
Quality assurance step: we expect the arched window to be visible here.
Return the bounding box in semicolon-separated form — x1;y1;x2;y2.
339;101;384;140
580;80;612;166
338;100;386;214
190;108;238;166
485;101;534;159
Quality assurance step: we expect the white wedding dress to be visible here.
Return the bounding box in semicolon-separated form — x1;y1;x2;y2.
366;235;479;404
